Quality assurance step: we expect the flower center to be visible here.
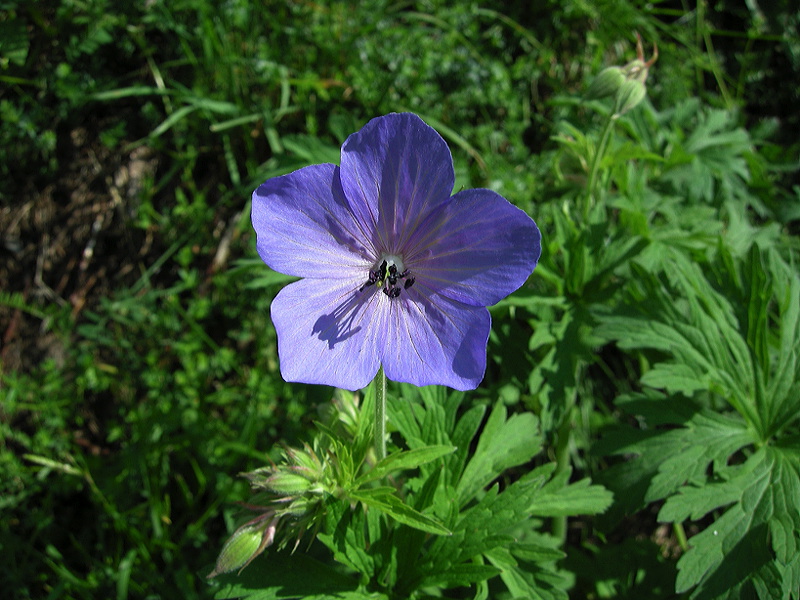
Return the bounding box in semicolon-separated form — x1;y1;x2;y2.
358;254;415;299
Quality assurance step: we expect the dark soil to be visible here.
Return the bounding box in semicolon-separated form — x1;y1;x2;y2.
1;123;159;373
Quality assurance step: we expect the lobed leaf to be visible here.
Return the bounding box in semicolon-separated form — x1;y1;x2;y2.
667;447;800;598
456;402;542;506
419;563;503;588
354;445;455;486
528;468;613;517
210;552;358;600
348;488;451;536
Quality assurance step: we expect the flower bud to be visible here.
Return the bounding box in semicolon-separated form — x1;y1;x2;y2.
586;66;626;100
613;79;647;117
621;57;650;85
282;495;312;516
284;444;322;476
207;517;277;578
266;471;314;495
587;34;657;117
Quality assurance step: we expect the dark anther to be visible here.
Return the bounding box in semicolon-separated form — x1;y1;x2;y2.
360;261;386;292
361;259;412;300
383;286;401;299
359;269;378;292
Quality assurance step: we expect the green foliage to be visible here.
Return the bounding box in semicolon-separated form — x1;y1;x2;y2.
596;245;800;598
210;390;610;600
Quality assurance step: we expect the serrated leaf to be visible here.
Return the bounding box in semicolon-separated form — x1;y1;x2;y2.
776;553;800;600
673;501;752;594
420;563;502;588
658;450;764;523
428;466;553;570
449;404;486;483
209;552;358;599
487;546;568;600
764;261;800;437
770;514;796;566
355;445;455;486
645;412;753;504
388;395;425;447
605;245;800;445
456;403;542;506
596;397;756;529
317;499;374;576
348;488;451;536
671;447;800;597
528;471;613;517
511;542;565;563
639;362;708;395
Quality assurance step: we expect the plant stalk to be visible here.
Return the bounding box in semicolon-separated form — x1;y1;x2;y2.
374;365;387;462
585;111;616;216
552;405;575;543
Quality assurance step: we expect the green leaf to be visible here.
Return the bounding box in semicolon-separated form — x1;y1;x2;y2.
0;17;29;66
667;447;800;598
348;488;451;536
317;499;374;576
354;445;455;486
645;411;753;503
487;545;569;600
658;451;764;524
528;469;613;517
595;394;756;527
209;551;358;600
420;563;502;588
449;404;487;484
456;403;542;506
427;465;555;573
596;248;792;437
763;255;800;437
639;362;708;395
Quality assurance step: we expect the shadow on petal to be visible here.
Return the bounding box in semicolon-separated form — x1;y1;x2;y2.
312;291;367;349
452;327;483;381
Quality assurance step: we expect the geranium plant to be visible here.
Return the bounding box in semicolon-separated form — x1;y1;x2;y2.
207;114;611;599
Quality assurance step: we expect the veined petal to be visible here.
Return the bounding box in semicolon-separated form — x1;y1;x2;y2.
252;163;376;278
404;189;541;307
339;113;455;253
380;290;490;391
271;278;384;391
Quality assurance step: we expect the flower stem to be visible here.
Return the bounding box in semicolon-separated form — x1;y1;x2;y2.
552;405;575;544
584;111;616;218
374;365;387;462
674;521;689;552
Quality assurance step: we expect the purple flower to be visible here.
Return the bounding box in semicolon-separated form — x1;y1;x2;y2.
252;113;541;391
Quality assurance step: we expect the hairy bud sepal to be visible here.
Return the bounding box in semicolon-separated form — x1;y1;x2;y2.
207;515;277;578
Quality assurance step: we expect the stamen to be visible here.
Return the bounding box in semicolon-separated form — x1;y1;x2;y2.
359;255;413;300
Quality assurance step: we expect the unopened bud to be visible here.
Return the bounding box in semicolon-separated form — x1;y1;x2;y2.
587;34;657;117
613;79;647;117
284;444;322;476
586;66;626;100
266;471;314;495
207;517;277;578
